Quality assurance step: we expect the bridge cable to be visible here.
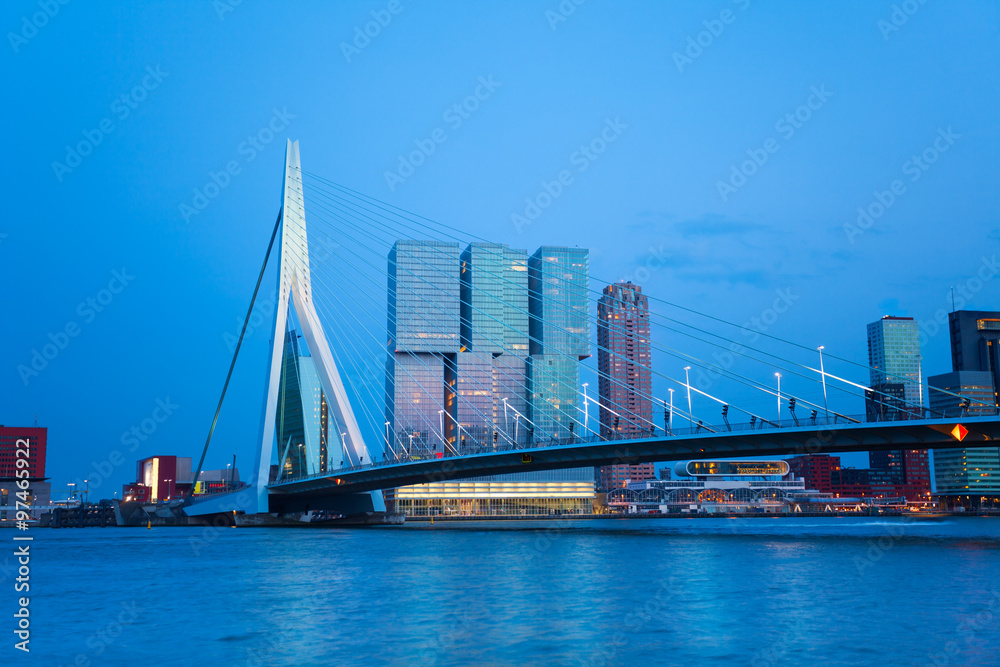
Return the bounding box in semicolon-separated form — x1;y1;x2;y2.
187;208;282;500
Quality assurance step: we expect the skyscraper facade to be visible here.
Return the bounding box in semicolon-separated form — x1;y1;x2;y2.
928;309;1000;508
276;330;330;479
864;316;929;499
948;310;1000;409
528;246;590;441
595;282;655;491
386;241;461;458
386;241;595;515
866;316;922;417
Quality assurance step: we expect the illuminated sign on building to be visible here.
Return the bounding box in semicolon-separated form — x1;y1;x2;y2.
683;460;790;477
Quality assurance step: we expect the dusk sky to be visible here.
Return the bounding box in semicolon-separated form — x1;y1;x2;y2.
3;1;998;497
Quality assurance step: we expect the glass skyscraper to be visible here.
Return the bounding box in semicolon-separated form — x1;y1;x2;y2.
528;246;590;441
385;240;460;458
385;241;595;515
864;316;929;496
276;329;329;479
866;316;922;418
928;310;1000;508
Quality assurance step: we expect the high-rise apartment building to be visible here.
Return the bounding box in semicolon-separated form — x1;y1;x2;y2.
594;282;655;491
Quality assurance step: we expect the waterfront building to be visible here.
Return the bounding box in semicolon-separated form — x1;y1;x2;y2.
122;483;151;503
606;460;806;513
386;241;595;515
929;371;1000;508
928;310;1000;509
787;453;929;502
594;282;654;490
0;425;50;523
597;463;655;492
949;310;1000;406
787;453;837;494
389;469;595;516
135;455;191;503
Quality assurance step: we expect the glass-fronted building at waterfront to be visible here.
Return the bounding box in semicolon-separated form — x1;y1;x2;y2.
926;311;1000;508
389;468;595;516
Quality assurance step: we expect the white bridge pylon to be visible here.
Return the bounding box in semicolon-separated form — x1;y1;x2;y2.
250;140;384;514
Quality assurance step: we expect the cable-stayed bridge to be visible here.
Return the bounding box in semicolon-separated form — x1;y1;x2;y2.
185;140;999;518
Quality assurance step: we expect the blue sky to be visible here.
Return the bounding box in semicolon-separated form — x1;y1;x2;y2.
2;1;998;497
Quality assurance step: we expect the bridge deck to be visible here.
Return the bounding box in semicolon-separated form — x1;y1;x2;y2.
266;416;999;498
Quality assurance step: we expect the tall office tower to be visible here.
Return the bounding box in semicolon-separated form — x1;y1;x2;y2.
928;310;1000;508
386;241;594;515
949;310;1000;408
386;240;461;458
866;316;922;419
276;329;329;479
455;244;530;449
528;246;590;441
595;282;655;491
865;316;928;492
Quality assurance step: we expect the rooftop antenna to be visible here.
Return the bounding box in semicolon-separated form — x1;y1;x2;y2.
33;414;38;427
950;286;955;313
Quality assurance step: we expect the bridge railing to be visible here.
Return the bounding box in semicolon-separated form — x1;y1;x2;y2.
269;408;984;486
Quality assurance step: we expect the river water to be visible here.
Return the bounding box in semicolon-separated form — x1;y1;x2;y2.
11;516;1000;666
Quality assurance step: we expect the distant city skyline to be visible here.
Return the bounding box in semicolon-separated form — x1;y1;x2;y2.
4;2;998;496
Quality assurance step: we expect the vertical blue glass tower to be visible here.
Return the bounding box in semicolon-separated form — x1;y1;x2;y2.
528;246;590;441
